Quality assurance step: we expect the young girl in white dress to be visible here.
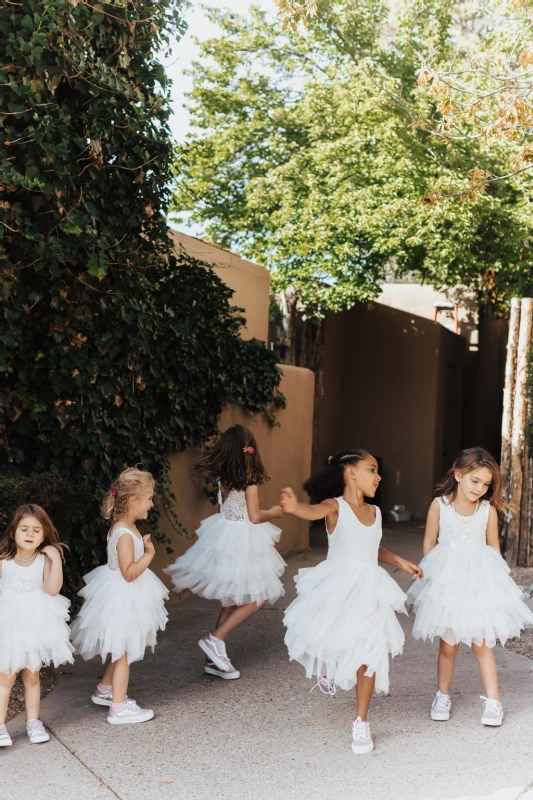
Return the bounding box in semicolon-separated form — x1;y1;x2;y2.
408;447;533;727
281;449;422;755
0;504;74;747
165;424;285;679
70;468;168;725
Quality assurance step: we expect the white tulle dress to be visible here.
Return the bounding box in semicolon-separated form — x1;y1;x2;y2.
408;497;533;647
0;554;74;674
164;484;286;606
70;527;168;664
283;498;407;694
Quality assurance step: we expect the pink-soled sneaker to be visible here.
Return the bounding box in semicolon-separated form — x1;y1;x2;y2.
0;725;12;747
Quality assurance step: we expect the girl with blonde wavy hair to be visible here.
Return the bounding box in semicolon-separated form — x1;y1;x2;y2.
408;447;533;728
71;467;168;726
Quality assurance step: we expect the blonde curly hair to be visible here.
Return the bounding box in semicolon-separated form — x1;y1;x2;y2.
102;467;155;521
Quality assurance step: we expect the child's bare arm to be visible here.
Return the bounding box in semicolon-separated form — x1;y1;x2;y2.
280;488;337;521
117;533;154;582
245;484;283;524
486;505;500;551
42;546;64;596
423;499;440;556
378;548;423;578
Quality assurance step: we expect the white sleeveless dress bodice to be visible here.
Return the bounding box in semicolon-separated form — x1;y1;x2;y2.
0;554;74;673
165;482;286;607
284;497;407;694
408;496;533;647
71;526;168;664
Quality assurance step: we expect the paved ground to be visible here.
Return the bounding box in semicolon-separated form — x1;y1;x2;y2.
2;524;533;800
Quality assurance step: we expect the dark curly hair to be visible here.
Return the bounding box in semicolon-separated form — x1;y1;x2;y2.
197;424;269;492
304;449;369;504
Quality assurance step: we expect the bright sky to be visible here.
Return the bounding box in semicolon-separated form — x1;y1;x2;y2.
164;1;274;143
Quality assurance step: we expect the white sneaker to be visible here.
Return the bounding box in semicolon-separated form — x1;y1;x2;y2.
431;691;451;721
91;687;134;707
107;699;154;725
351;717;374;755
0;725;12;747
26;719;50;744
91;686;113;707
204;658;240;680
198;635;233;673
480;696;504;726
311;676;336;696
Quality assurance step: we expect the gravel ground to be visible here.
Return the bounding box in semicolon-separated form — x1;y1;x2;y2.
505;567;533;659
6;667;56;722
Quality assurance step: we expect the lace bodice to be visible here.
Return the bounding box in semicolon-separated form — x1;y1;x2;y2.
437;497;489;547
218;483;249;522
107;527;145;571
326;497;382;566
0;554;45;599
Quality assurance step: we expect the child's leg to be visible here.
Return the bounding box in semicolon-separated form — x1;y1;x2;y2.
21;669;41;721
110;654;130;704
101;658;115;687
215;605;236;631
213;601;266;641
355;665;375;721
0;671;17;725
437;639;459;694
471;641;500;700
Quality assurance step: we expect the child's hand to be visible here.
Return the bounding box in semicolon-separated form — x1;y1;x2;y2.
41;545;61;563
398;557;423;579
271;504;283;519
143;534;155;557
280;488;298;514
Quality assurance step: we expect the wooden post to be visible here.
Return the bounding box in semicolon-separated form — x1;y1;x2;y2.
501;299;521;501
506;298;533;566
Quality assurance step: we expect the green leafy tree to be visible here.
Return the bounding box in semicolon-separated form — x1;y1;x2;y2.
1;0;283;595
173;1;533;365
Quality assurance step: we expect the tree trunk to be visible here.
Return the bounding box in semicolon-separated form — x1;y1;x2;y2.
500;298;521;547
506;297;533;566
519;441;533;566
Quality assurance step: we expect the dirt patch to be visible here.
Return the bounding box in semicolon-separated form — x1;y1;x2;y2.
6;667;56;722
504;567;533;659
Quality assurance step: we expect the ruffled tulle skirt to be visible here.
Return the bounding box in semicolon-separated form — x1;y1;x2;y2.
70;566;168;664
407;544;533;647
164;513;286;606
0;590;74;674
283;559;407;694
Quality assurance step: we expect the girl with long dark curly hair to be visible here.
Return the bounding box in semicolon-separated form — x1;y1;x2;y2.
165;424;285;679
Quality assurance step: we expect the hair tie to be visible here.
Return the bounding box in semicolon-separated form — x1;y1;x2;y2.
243;446;255;454
327;455;333;463
110;483;115;497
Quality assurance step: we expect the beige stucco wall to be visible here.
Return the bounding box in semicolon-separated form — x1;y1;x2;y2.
152;365;315;585
316;302;465;519
171;230;270;343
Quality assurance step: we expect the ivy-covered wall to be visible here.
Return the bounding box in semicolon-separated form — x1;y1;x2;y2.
0;0;284;597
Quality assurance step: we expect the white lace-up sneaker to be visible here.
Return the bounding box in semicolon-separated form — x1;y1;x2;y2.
91;686;134;707
0;725;12;747
107;699;154;725
480;696;503;726
431;691;451;721
204;658;240;680
26;719;50;744
311;676;336;696
198;634;232;673
91;686;113;706
351;717;374;755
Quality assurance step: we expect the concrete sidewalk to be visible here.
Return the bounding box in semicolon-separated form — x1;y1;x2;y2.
2;524;533;800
